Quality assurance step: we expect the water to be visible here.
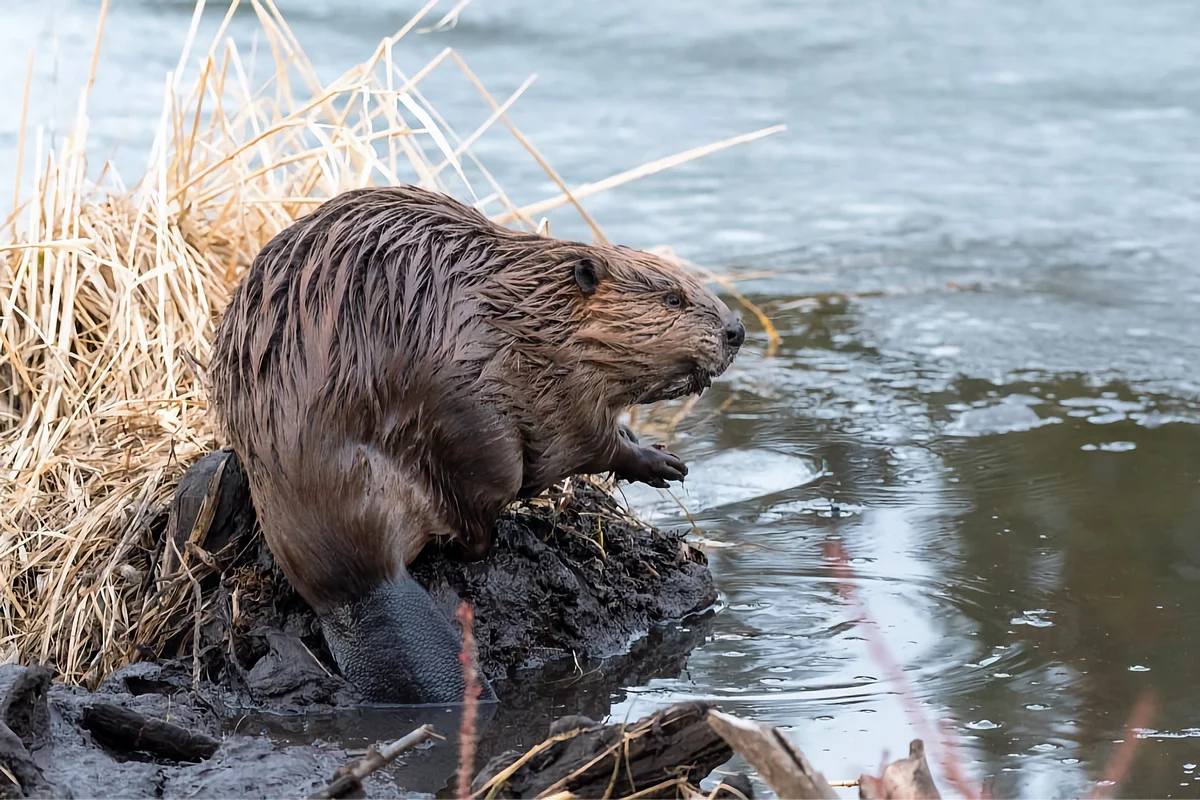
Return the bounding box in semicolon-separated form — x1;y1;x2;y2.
4;1;1200;797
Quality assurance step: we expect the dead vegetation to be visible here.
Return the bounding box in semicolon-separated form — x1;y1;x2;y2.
0;0;783;688
467;701;948;799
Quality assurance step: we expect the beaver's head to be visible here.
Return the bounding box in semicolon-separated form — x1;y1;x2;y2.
568;245;745;405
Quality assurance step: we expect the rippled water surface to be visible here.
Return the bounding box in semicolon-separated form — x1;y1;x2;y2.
4;1;1200;797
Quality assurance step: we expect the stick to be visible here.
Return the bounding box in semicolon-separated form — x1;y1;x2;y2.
823;538;974;798
450;53;607;243
309;724;437;799
488;125;786;225
1088;691;1157;800
707;710;837;800
11;51;33;225
456;602;482;799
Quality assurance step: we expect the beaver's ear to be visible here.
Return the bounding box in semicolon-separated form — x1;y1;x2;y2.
573;258;606;296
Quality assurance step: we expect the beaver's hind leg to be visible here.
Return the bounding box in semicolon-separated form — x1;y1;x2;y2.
317;573;496;704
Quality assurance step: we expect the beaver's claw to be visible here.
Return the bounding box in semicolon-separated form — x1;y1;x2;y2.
617;423;639;446
618;443;687;488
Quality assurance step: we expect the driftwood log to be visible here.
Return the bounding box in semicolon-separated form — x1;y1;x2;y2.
707;708;943;800
473;703;946;800
858;740;941;800
471;702;732;798
80;702;220;763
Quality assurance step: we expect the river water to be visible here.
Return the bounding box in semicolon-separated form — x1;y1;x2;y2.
4;1;1200;797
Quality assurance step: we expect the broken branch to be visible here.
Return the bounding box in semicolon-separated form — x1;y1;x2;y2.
309;724;437;799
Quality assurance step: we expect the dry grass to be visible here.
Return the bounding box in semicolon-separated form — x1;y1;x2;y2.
0;0;782;687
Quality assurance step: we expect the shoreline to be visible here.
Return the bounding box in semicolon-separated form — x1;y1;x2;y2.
0;448;726;798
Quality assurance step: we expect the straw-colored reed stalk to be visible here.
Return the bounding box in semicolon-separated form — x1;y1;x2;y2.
0;0;782;687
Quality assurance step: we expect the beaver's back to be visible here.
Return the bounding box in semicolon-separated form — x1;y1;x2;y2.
212;188;498;459
209;187;526;605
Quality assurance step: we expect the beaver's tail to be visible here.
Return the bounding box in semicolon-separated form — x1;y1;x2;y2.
317;572;497;705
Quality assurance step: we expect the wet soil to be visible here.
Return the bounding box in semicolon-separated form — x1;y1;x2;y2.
0;663;410;798
3;449;719;798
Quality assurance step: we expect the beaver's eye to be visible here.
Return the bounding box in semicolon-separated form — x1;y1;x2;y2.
663;291;684;309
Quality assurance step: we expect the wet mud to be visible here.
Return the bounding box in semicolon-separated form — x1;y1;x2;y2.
3;449;719;798
0;663;413;798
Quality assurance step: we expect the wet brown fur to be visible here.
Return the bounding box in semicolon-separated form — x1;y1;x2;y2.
208;186;739;612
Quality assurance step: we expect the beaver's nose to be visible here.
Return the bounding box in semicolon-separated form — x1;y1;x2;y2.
724;316;745;348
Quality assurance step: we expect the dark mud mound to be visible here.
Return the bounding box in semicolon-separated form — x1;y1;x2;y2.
155;449;716;711
411;481;714;681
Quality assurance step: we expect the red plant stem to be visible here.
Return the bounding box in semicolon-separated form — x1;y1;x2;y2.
823;536;977;799
1088;691;1158;799
456;601;482;800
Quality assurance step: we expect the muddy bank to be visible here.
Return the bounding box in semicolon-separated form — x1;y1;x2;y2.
0;449;720;797
0;622;719;798
0;663;419;798
0;660;751;799
1;659;944;799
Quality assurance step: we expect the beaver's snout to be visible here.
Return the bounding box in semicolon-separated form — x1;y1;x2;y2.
723;314;746;350
693;310;744;394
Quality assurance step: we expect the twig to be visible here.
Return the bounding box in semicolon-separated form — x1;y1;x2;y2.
449;52;607;243
309;724;436;799
706;710;837;799
167;535;207;694
457;602;482;799
471;730;581;799
11;51;33;228
84;0;111;103
619;776;691;799
1088;691;1157;799
0;765;17;793
665;489;703;537
823;537;975;799
490;125;786;225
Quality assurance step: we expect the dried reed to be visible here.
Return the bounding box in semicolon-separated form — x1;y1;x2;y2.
0;0;782;686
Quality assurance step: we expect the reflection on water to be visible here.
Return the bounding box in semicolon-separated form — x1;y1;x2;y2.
5;0;1200;797
617;301;1200;798
227;619;714;796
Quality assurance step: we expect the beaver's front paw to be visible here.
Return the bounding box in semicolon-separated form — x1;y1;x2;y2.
619;443;688;488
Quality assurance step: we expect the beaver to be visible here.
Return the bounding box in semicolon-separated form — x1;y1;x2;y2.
207;185;745;704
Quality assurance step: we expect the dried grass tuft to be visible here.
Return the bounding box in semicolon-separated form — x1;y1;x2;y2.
0;0;782;686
